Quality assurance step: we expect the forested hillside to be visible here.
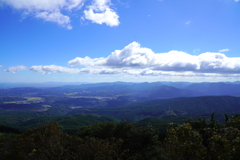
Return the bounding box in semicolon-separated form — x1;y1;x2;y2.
67;96;240;122
1;82;240;159
1;114;240;159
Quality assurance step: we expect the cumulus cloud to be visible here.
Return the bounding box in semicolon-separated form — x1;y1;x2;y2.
68;56;106;66
1;0;120;28
27;42;240;79
68;42;240;75
68;42;155;67
5;65;27;74
83;0;120;26
0;0;84;29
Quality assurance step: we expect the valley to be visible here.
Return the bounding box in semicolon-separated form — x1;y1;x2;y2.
0;81;240;131
1;81;240;159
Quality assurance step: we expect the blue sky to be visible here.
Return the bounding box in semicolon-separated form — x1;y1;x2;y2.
1;0;240;83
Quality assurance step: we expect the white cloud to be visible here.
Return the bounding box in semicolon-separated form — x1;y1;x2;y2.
69;42;240;75
68;56;106;66
5;65;27;74
25;42;240;80
36;11;72;29
0;65;3;67
235;0;240;2
68;42;155;67
83;0;120;26
219;49;229;53
1;0;120;28
79;67;122;74
29;65;81;74
0;0;85;29
67;0;86;10
29;65;123;75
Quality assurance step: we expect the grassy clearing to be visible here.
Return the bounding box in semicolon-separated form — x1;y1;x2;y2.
42;105;51;108
3;97;45;104
25;97;43;101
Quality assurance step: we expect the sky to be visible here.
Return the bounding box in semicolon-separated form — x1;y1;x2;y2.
1;0;240;83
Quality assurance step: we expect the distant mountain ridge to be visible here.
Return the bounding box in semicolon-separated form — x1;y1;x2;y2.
1;81;240;98
186;82;240;96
